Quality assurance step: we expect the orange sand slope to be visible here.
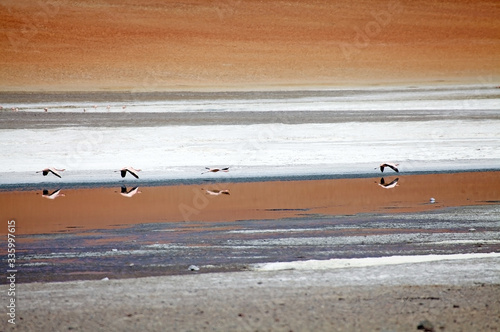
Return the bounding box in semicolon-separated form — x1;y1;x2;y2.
1;172;499;235
0;0;499;91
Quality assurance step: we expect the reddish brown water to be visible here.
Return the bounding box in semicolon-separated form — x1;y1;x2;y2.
1;171;499;236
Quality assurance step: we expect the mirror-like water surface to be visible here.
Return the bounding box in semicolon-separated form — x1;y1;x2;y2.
1;171;499;283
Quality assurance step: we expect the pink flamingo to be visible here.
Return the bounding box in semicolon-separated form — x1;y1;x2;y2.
202;167;229;174
37;168;65;178
116;167;142;179
377;163;399;173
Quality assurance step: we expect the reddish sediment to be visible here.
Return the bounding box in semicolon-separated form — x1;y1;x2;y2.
1;0;499;91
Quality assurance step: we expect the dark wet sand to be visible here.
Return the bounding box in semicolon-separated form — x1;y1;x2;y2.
1;86;500;129
6;204;499;284
1;86;499;103
2;109;500;129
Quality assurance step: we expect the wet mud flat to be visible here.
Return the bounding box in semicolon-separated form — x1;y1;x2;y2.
6;203;500;284
2;109;500;130
1;85;499;129
1;86;497;104
1;171;499;283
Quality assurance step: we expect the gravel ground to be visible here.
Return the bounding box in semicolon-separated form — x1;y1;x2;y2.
2;257;499;332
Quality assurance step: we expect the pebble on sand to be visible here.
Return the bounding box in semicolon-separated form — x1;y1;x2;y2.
417;319;435;332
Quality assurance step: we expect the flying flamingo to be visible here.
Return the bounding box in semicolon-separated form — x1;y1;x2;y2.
119;186;141;197
37;168;65;178
116;167;142;179
202;167;229;174
203;189;230;196
377;163;399;173
377;177;399;189
41;189;65;199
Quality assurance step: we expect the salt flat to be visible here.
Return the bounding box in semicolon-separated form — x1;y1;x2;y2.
0;120;498;187
0;86;499;185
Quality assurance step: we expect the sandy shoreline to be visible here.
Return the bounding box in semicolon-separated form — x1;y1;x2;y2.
2;256;499;331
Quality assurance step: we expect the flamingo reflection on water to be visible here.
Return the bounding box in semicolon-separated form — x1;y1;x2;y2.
377;177;399;189
120;186;141;198
203;189;230;196
41;189;65;199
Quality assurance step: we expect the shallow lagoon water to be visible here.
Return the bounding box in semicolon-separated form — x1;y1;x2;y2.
1;86;499;284
1;171;499;283
2;171;499;234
